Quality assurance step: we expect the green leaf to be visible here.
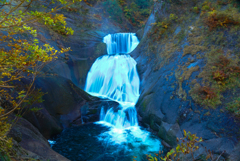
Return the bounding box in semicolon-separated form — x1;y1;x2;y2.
18;94;26;98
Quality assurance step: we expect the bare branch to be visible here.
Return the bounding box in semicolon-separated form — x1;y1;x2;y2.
0;85;15;88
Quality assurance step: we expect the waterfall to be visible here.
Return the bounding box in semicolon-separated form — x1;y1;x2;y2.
85;55;140;107
85;33;140;128
85;33;162;156
103;33;139;55
99;106;105;121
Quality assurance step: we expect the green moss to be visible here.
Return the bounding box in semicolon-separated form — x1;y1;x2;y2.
174;29;187;44
204;111;211;116
95;43;107;56
175;66;200;101
150;119;159;131
226;97;240;116
119;0;153;27
142;99;148;111
103;0;124;24
158;125;177;147
183;45;207;57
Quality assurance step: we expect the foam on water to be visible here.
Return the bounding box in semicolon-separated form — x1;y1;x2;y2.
48;140;56;148
85;55;140;107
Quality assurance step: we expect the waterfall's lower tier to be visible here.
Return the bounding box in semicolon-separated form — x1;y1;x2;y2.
100;106;138;129
85;55;140;107
50;123;164;161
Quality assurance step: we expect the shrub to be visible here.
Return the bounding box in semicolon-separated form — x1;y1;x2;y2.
103;0;124;24
0;109;12;158
203;7;240;30
190;53;240;109
146;130;203;161
119;0;152;26
145;130;225;161
0;0;81;158
226;97;240;116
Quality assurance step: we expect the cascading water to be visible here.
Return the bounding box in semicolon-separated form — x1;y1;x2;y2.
103;33;139;55
85;55;140;108
85;33;140;129
85;33;162;159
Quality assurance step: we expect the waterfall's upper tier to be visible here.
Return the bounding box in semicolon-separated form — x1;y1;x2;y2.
103;33;139;55
85;55;140;106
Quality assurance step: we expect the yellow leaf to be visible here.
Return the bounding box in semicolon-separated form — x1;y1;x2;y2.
183;130;186;136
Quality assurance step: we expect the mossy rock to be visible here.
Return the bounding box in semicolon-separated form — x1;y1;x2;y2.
158;125;177;147
94;42;107;57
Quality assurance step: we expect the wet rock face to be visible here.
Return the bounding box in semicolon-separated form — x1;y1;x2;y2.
130;2;240;159
7;116;70;161
22;76;119;139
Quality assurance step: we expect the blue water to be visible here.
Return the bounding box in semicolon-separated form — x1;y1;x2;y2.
85;33;163;160
50;123;164;161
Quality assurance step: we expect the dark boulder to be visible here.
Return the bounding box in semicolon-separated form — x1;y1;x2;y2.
8;116;69;161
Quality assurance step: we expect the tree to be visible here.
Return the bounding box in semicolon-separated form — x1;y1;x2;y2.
0;0;81;158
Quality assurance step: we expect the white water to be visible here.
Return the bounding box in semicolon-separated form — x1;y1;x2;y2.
103;33;139;55
85;55;140;107
85;33;162;159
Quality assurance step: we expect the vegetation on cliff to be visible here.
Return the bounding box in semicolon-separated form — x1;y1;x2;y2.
0;0;82;159
137;0;240;160
146;0;240;115
102;0;153;27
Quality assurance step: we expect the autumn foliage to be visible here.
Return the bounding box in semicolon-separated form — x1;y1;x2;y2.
145;130;203;161
199;86;217;100
0;0;81;158
205;12;239;31
201;1;240;31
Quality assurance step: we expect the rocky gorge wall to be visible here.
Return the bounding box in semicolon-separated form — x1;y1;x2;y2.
131;0;240;160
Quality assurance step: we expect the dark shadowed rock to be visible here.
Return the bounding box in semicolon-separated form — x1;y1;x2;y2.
22;75;119;139
8;116;69;161
23;104;62;139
